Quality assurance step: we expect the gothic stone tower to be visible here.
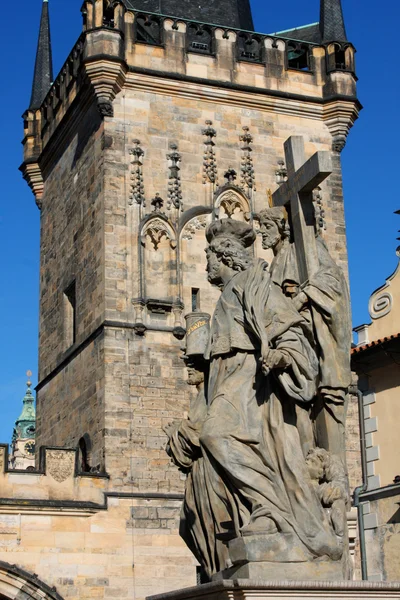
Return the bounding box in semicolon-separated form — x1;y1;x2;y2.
20;0;360;592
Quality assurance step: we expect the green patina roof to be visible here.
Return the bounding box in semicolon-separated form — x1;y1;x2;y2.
12;375;36;441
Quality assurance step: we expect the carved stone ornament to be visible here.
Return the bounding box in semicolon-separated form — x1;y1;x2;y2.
202;120;218;185
129;140;146;206
240;127;256;192
143;218;176;250
216;189;250;220
167;144;183;211
46;450;75;483
369;292;393;320
97;100;113;117
182;215;209;240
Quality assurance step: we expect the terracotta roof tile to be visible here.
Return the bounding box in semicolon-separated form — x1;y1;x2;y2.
351;333;400;354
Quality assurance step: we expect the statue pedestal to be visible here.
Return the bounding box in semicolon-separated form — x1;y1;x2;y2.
147;580;400;600
213;533;347;581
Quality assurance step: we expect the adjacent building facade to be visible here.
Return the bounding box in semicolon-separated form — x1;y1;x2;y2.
0;0;364;598
352;219;400;582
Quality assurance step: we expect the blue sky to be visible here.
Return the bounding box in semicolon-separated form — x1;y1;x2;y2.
0;0;399;445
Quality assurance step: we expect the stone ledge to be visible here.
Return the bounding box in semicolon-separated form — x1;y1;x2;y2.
148;580;400;600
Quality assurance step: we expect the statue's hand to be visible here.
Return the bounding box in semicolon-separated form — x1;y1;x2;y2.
292;291;308;312
261;349;291;376
321;483;343;506
163;421;181;439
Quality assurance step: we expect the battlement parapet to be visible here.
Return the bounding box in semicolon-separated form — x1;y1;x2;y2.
20;5;358;191
0;444;108;511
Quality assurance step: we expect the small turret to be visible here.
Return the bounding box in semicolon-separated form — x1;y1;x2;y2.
319;0;347;43
29;0;53;110
9;372;36;470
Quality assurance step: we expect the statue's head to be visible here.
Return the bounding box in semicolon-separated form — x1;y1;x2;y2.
184;355;206;386
306;447;330;482
257;206;290;250
205;219;255;285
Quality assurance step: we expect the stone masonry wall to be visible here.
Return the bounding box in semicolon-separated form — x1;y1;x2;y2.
98;83;354;487
36;103;106;466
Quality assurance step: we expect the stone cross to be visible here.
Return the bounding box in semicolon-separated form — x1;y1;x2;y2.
272;136;332;283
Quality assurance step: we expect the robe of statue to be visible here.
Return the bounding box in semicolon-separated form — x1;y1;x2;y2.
268;236;352;396
178;259;342;577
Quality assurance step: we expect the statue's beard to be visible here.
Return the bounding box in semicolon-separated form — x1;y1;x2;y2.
261;232;280;250
207;262;222;285
187;370;204;386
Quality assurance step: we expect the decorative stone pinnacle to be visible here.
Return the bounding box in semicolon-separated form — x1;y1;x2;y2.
275;160;288;185
224;168;237;183
151;193;164;212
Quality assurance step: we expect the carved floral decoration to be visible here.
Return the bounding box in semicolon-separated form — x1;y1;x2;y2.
182;215;209;240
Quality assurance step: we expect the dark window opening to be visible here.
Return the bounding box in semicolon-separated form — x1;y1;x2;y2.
192;42;208;51
191;288;200;312
334;46;346;70
237;34;263;62
287;43;310;71
103;1;114;27
79;435;92;473
135;15;162;45
64;281;77;348
187;25;213;55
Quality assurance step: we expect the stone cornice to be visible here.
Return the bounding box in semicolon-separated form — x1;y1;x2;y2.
125;67;360;123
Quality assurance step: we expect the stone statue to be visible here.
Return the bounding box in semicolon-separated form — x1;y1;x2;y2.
257;206;352;463
164;313;214;577
166;218;351;581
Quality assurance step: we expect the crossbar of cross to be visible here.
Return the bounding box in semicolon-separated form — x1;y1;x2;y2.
272;136;332;284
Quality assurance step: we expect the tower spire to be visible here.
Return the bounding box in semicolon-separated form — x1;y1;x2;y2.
29;0;53;110
320;0;348;43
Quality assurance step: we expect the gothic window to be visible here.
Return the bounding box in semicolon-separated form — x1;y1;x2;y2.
63;281;77;349
287;42;310;71
237;33;263;63
135;14;163;46
141;217;178;311
187;24;213;55
334;44;346;70
214;189;250;221
181;213;220;317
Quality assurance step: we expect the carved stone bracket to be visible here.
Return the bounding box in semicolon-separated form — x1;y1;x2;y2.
323;99;361;153
83;29;127;118
20;161;44;209
84;57;127;117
